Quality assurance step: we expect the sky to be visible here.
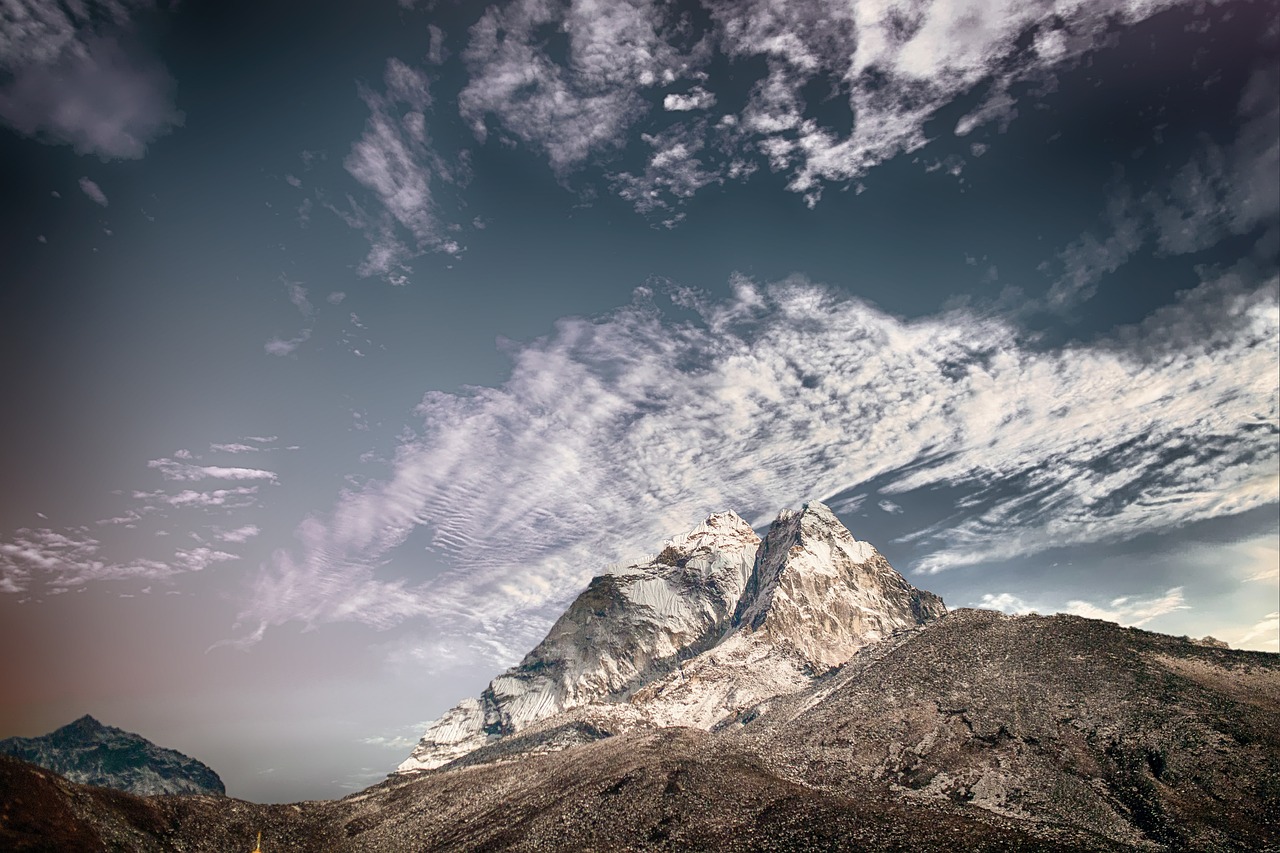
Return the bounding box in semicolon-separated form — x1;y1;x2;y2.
0;0;1276;803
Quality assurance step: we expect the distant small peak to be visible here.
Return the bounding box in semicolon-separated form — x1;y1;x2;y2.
71;714;102;727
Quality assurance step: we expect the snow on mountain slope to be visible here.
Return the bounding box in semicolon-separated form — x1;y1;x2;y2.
400;501;947;773
584;501;947;731
399;511;760;772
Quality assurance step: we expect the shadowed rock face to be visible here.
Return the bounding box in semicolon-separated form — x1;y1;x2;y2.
2;613;1276;852
0;715;224;797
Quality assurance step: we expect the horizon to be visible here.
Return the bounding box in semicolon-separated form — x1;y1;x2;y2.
1;0;1276;802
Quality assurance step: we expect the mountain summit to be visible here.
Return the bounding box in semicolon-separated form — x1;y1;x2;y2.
400;501;945;772
0;714;224;796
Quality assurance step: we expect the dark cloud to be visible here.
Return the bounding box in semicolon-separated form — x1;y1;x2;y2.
0;3;183;159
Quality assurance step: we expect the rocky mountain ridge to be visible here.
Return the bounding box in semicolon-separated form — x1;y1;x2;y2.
400;501;945;772
0;714;224;797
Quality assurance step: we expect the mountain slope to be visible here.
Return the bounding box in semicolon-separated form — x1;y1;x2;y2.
0;715;224;797
728;609;1280;851
3;613;1275;851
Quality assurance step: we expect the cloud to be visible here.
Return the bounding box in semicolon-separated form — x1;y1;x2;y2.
342;58;464;282
449;0;1214;216
458;0;689;174
147;456;278;482
0;3;184;159
284;277;314;318
264;329;311;357
1045;65;1280;312
979;586;1190;627
1063;587;1188;627
172;547;239;573
131;486;261;509
209;443;259;454
240;268;1278;659
664;87;716;112
217;524;261;544
78;177;108;206
0;527;178;592
611;123;723;216
1236;612;1279;652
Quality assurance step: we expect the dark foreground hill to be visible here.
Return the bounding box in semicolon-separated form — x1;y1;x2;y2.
2;610;1276;852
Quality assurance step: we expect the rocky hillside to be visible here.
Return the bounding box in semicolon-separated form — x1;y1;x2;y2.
1;613;1276;851
0;715;224;797
2;502;1276;850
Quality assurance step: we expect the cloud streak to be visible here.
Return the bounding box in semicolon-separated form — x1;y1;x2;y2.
342;58;463;282
148;456;278;483
242;267;1278;658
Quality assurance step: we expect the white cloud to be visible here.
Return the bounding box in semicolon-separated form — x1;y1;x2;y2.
147;456;278;482
611;123;723;216
264;328;311;357
449;0;1224;215
664;86;716;112
458;0;689;174
209;443;259;454
78;176;108;206
0;4;184;159
1063;586;1188;627
979;587;1190;627
217;524;261;544
343;58;464;281
132;486;260;509
977;592;1038;615
240;268;1278;659
172;546;238;573
1236;612;1279;652
0;527;180;591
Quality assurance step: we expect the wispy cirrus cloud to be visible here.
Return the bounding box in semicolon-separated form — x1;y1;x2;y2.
0;0;183;159
147;456;277;483
341;58;465;283
240;266;1277;659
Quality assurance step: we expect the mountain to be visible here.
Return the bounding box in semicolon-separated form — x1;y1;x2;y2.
1;502;1276;851
1;612;1275;852
400;509;763;771
400;501;945;771
0;715;224;797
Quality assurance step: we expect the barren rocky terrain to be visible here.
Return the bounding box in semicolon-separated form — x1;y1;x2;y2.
3;610;1277;852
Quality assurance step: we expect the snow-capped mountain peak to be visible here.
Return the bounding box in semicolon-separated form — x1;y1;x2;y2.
399;502;945;773
734;501;946;670
399;510;761;772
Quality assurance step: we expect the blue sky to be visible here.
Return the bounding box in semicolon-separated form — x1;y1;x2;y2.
1;0;1277;801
